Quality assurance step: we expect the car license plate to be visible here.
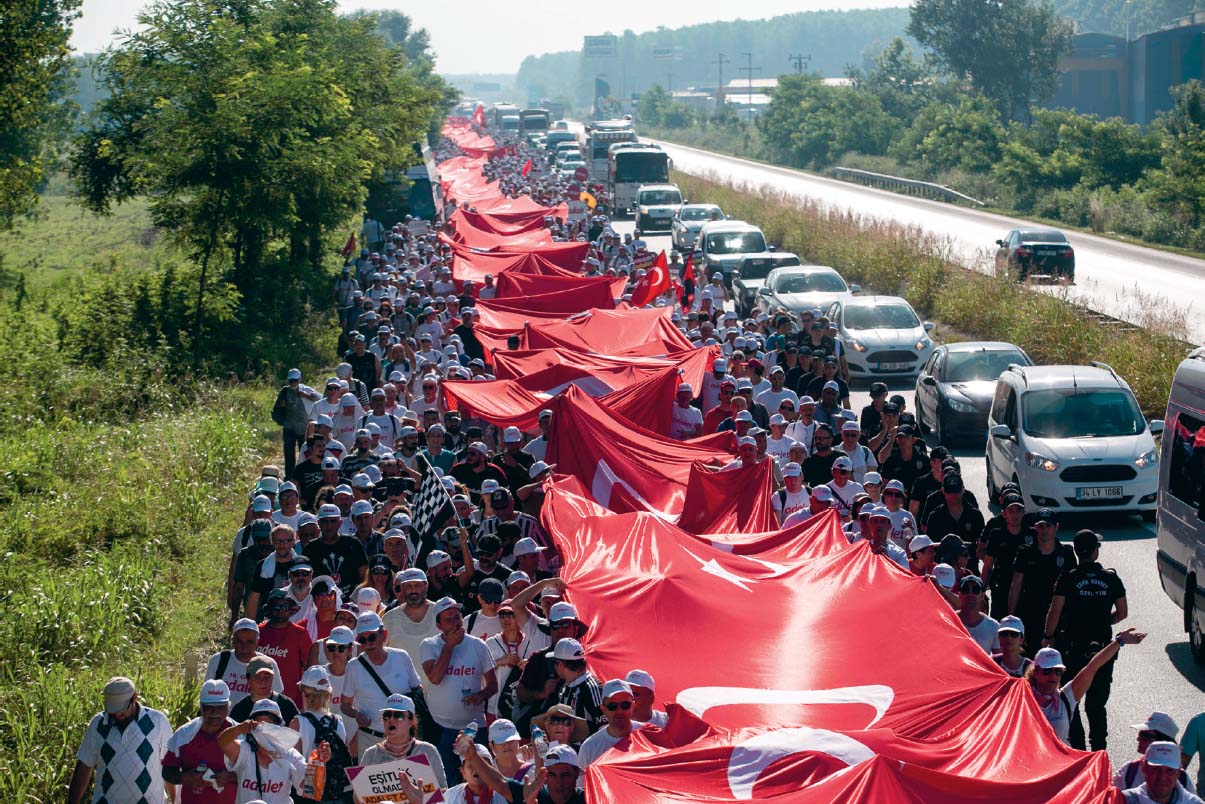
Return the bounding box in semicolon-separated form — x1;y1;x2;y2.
1076;486;1123;500
1037;248;1058;255
878;361;911;371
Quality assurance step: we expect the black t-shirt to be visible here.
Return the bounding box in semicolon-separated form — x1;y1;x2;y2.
916;488;979;533
880;450;930;497
291;459;326;507
252;554;308;595
229;692;299;725
491;452;534;495
802;451;838;488
805;376;850;402
535;790;585;804
910;474;941;513
304;537;369;595
793;371;819;397
784;365;808;394
452;324;484;361
1013;542;1078;621
860;404;883;442
924;504;985;544
460;563;514;614
983;523;1036;590
1053;562;1126;647
450;462;509;503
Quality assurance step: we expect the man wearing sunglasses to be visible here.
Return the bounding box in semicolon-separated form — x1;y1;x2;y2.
577;679;644;769
256;588;313;707
955;575;999;652
341;611;425;761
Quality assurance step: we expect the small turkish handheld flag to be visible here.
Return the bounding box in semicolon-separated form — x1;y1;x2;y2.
521;158;532;177
473;104;486;127
340;232;356;258
630;250;670;306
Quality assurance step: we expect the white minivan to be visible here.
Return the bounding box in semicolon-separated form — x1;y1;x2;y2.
1156;347;1205;664
985;362;1163;518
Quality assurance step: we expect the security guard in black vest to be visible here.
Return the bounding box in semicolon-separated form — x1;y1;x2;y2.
1042;529;1127;752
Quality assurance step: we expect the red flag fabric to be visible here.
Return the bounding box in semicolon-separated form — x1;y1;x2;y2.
340;232;356;257
521;158;532;176
630;250;670;306
472;283;617;325
539;485;1115;803
492;272;628;301
472;104;486;127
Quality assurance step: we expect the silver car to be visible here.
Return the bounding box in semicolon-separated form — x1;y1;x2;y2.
671;204;724;251
825;296;935;380
756;266;859;319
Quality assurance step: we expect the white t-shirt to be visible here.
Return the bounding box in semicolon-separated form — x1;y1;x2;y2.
204;651;285;705
578;725;642;767
825;480;865;518
326;668;358;747
766;435;794;464
755;388;799;412
700;373;728;413
466;610;502;641
342;650;423;734
887;509;919;551
330;413;360;451
383;604;439;687
772;488;811;524
781;508;816;529
962;614;1001;653
784;420;815;454
419;634;496;730
443;785;509;804
838;443;878;484
272;510;301;530
522;435;548;463
1037;685;1081;745
668;404;704;440
226;739;307;804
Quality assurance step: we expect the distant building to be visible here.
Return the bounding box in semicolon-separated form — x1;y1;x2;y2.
1048;13;1205;124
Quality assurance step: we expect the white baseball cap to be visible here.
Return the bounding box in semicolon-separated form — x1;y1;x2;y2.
552;638;585;661
1034;647;1066;670
811;486;832;502
381;693;416;715
678;383;693;394
545;744;580;769
841;420;860;433
1145;741;1183;769
625;669;656;692
601;679;634;700
908;534;935;552
863;472;883;486
300;665;332;691
426;550;452;569
932;564;957;590
488;719;521;743
782;462;802;478
769;414;786;426
502;426;523;443
397;567;427;584
1132;712;1180;739
232;617;259;635
713;358;728;372
513;537;546;557
432;596;462;620
997;615;1025;636
354;611;384;635
199;679;231;706
832;456;853;471
481;479;501;494
529;460;555;479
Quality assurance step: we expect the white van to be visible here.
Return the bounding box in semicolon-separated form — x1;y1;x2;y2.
1156;347;1205;664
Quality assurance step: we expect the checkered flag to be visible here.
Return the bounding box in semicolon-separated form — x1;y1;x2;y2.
411;454;454;541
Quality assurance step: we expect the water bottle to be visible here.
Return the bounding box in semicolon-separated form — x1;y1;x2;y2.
531;725;549;760
461;683;473;705
457;720;479;755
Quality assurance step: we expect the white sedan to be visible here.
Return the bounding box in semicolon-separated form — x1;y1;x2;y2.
824;296;935;381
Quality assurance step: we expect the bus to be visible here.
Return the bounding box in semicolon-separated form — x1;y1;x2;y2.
608;144;671;214
519;109;551;134
489;103;520;129
584;118;637;180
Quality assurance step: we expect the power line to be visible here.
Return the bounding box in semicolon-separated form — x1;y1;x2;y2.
789;53;811;75
712;52;730;112
739;52;760;116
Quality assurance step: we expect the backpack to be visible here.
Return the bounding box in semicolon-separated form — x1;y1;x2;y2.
300;713;353;800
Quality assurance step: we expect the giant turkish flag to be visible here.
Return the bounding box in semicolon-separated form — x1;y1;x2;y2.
541;484;1115;803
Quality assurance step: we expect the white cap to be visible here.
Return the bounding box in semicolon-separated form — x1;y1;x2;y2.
841;420;861;433
1132;712;1180;740
502;426;523;443
769;414;786;426
507;570;531;586
488;719;521;743
552;638;585;661
199;679;231;706
300;665;332;691
287;368;302;380
340;392;358;407
381;693;416;715
823;380;840;392
932;564;957;589
735;410;754;423
713;358;728;372
863;472;883;485
545;745;580;769
1145;741;1183;769
397;568;426;584
678;383;693;394
481;479;501;494
513;537;546;557
325;626;355;646
811;486;832;502
884;479;906;494
1034;647;1066;670
232;617;259;635
529;460;554;478
868;504;891;520
250;699;282;721
468;441;489;455
432;596;462;620
318;503;342;519
782;462;802;478
738;436;756;447
549;601;580;623
908;534;935;552
251;495;272;513
354;611;384;635
602;679;634;699
998;615;1025;635
350;500;374;517
832;456;853;471
625;669;656;692
426;550;452;569
355;588;381;609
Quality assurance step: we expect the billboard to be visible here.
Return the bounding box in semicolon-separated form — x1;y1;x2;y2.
583;34;618;58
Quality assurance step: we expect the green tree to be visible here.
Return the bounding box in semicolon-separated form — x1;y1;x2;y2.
0;0;81;229
895;94;1006;173
759;74;899;168
71;0;446;366
908;0;1074;120
1145;80;1205;231
847;36;951;121
637;85;671;127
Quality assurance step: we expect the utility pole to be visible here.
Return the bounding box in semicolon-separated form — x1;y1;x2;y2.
667;67;674;95
789;53;811;75
739;52;760;117
712;52;730;112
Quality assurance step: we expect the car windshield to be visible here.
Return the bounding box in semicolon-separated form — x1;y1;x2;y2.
639;190;682;205
944;350;1028;383
681;206;721;221
706;231;767;254
842;303;919;330
774;272;847;294
1022;389;1145;438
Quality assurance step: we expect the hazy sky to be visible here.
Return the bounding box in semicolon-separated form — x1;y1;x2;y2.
73;0;908;73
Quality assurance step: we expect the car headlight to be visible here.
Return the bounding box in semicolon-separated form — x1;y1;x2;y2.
849;340;867;353
1134;449;1158;469
947;398;977;413
1024;451;1060;472
915;337;932;351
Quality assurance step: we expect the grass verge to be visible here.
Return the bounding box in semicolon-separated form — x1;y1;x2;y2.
673;171;1187;417
0;383;276;802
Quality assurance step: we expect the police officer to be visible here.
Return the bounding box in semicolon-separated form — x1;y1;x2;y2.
1042;529;1127;752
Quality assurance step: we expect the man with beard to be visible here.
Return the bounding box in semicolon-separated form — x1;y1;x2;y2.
424;547;474;604
442;410;467;452
384;568;439;683
451;442;509;504
492;427;535;495
255;589;313;706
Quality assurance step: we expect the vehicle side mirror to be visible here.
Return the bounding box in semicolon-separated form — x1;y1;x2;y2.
1149;419;1165;436
850;284;861;294
995;239;1005;247
731;271;741;280
768;245;777;252
922;376;937;386
990;424;1013;440
923;322;935;332
757;287;771;296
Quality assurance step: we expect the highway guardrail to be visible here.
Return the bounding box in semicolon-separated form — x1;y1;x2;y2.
830;167;986;207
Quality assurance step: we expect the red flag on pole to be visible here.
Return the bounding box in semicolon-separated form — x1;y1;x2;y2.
340;232;356;257
521;158;532;177
630;250;670;306
473;104;486;127
682;253;696;307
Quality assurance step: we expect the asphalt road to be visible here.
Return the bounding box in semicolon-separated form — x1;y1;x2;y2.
647;138;1205;344
616;219;1205;775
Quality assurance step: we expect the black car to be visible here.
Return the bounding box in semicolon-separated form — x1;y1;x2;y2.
914;342;1033;445
994;228;1075;282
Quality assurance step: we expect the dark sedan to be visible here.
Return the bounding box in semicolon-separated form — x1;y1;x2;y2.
914;342;1033;445
994;228;1075;282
